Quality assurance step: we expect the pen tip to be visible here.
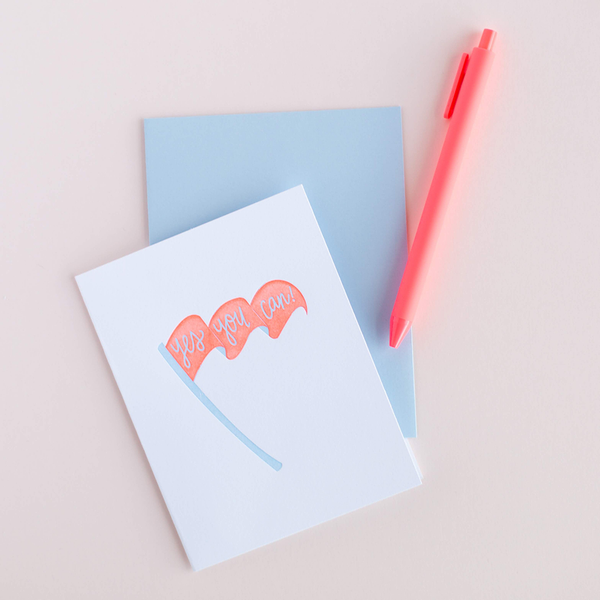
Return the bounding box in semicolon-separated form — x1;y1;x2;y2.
479;29;497;51
390;317;411;349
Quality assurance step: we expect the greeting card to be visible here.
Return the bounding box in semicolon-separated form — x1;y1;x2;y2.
76;186;421;571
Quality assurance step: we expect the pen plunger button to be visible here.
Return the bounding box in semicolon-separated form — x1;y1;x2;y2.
478;29;497;50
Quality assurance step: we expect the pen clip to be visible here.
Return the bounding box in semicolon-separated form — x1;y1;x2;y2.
444;53;469;119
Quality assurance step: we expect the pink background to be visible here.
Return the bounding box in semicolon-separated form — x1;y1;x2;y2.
1;0;599;597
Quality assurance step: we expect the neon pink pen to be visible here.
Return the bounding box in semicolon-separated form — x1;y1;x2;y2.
390;28;497;348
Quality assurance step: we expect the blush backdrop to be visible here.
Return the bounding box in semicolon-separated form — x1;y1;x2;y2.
1;0;599;598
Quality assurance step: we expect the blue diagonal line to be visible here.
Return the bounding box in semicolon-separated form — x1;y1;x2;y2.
158;343;282;471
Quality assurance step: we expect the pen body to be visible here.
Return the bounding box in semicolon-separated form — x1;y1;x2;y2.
391;45;495;332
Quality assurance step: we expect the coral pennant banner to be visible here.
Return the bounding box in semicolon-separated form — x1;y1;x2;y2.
166;280;307;380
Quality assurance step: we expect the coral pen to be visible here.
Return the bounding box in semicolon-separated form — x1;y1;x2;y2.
390;28;497;348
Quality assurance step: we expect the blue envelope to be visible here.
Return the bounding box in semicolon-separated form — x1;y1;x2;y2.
144;107;417;437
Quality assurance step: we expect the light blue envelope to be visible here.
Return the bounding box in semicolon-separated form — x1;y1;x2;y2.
144;107;417;437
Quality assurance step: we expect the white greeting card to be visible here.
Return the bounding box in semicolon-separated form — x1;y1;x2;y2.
76;186;421;571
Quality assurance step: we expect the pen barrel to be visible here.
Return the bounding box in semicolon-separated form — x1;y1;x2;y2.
393;46;494;322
